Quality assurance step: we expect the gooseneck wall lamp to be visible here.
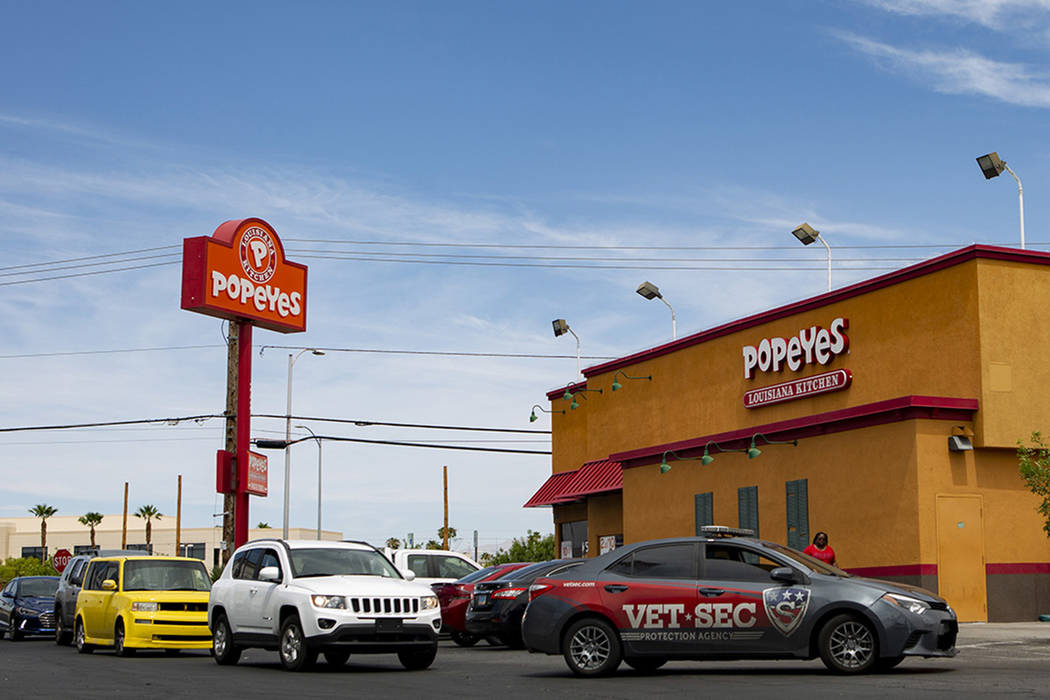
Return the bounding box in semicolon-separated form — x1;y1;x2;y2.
529;404;565;422
748;433;798;459
552;319;582;380
700;441;746;465
636;281;677;339
562;381;602;410
611;369;652;392
659;450;704;475
791;223;832;292
976;152;1024;249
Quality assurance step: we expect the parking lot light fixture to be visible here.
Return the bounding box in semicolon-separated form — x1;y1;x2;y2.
976;152;1025;249
792;223;832;292
552;319;582;380
636;281;677;339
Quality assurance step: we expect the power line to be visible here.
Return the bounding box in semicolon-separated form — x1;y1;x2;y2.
264;434;550;455
255;414;550;435
289;238;1045;251
0;244;180;272
0;260;178;287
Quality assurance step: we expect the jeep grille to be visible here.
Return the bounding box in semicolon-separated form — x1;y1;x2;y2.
349;597;420;616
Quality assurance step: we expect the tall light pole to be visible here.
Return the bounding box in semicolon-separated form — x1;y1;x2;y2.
552;319;581;380
283;348;324;539
636;281;677;339
976;152;1025;249
791;223;832;292
295;424;323;540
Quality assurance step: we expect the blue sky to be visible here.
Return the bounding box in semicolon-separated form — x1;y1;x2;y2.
2;1;1049;553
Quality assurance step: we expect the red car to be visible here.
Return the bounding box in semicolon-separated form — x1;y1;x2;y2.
434;562;529;646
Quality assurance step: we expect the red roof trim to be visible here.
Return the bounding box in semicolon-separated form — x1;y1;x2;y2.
546;380;594;402
610;395;978;469
583;245;1050;378
522;470;579;508
559;460;623;500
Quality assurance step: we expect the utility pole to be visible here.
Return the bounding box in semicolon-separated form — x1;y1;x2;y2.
121;482;128;549
222;322;239;565
176;474;182;556
443;466;449;550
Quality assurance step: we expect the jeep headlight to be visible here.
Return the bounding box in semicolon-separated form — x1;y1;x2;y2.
131;602;159;612
311;595;347;609
881;593;929;615
420;595;439;611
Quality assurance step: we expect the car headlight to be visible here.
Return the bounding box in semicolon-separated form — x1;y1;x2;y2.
311;595;347;609
132;602;159;612
420;595;439;611
16;606;40;616
881;593;930;615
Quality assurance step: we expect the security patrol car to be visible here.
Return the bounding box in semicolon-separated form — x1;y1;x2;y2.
521;526;957;676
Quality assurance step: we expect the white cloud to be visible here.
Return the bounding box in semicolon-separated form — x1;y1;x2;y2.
861;0;1050;30
836;32;1050;107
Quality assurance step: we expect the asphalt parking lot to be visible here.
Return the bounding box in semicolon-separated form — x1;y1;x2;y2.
2;624;1048;699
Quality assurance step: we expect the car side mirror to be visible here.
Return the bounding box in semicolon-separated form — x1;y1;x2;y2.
1;591;12;598
102;579;117;591
770;567;800;584
258;566;281;583
400;568;416;581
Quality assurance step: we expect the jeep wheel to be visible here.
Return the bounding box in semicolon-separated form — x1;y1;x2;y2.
114;620;135;657
450;631;480;647
55;612;72;646
279;615;317;671
324;649;351;667
563;618;621;677
212;614;242;666
398;644;437;670
75;618;93;654
818;613;877;674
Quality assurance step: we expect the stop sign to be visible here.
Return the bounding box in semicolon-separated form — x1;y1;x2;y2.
53;549;72;573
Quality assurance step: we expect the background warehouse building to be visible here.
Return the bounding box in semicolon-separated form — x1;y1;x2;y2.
526;244;1050;623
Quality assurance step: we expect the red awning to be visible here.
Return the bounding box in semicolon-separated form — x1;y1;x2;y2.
522;470;578;508
559;459;622;500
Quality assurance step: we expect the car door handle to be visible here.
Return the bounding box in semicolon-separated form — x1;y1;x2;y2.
249;588;258;596
698;587;725;597
603;584;629;593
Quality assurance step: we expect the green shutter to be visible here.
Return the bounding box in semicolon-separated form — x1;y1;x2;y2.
737;485;759;538
786;478;810;551
694;492;714;534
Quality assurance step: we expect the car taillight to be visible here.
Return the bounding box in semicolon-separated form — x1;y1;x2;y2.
528;583;551;602
492;587;527;599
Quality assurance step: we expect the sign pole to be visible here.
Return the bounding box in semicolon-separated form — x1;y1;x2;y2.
121;482;128;549
235;321;253;548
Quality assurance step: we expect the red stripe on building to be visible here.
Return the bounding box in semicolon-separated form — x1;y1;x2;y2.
986;562;1050;575
844;564;938;578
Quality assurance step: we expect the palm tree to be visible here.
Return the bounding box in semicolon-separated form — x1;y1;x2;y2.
386;537;402;550
78;512;104;549
133;505;163;550
29;504;58;561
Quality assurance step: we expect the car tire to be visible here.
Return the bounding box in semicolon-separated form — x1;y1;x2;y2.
114;619;135;657
0;627;5;640
398;644;438;670
818;613;877;674
212;614;242;666
562;617;622;678
875;655;905;671
497;630;525;650
55;611;72;646
75;618;93;654
278;614;317;672
450;631;480;647
323;648;351;667
624;656;667;673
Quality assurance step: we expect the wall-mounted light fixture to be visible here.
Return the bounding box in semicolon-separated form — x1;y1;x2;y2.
947;435;973;452
791;223;832;292
529;404;565;423
636;281;677;339
562;381;602;410
700;441;747;465
748;433;799;459
976;151;1024;249
659;450;704;475
552;319;582;379
611;369;652;392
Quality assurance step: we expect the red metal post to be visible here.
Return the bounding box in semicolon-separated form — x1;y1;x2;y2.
235;320;253;547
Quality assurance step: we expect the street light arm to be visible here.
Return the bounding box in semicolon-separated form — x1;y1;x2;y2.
656;296;677;339
816;233;831;291
1002;162;1025;249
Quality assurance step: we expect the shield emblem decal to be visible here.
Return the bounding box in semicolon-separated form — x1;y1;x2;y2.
763;587;810;636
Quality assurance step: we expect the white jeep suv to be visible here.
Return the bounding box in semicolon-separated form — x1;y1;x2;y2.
208;539;441;671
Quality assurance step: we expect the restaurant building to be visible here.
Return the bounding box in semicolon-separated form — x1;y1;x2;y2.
525;245;1050;622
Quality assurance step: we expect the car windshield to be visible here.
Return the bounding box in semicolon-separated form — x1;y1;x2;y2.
19;578;59;597
291;548;402;579
123;560;212;591
762;542;850;577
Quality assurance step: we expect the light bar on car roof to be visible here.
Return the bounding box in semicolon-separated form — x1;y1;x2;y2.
700;525;755;538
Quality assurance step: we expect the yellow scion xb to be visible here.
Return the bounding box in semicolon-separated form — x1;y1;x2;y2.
74;556;212;656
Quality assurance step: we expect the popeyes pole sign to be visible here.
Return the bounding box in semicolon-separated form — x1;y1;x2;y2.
741;317;852;408
181;218;307;332
181;218;306;550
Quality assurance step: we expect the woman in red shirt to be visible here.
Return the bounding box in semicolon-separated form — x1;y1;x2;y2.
803;531;836;566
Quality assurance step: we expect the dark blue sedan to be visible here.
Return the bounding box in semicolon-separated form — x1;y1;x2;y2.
0;576;59;640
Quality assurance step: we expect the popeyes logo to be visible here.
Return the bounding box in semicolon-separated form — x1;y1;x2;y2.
181;218;307;333
742;318;849;379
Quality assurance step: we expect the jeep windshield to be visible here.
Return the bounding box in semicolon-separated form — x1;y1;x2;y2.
290;548;402;579
123;560;212;591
